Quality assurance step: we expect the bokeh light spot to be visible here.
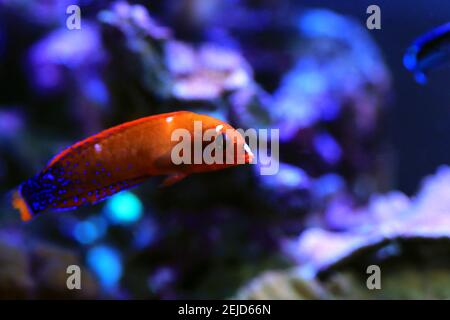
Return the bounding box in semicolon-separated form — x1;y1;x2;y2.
73;216;108;244
87;245;122;290
104;191;143;224
74;221;97;244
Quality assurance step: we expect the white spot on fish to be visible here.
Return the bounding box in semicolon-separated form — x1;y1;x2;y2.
215;124;224;133
95;144;102;153
166;116;174;123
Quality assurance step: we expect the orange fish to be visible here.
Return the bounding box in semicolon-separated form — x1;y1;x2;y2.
12;111;253;221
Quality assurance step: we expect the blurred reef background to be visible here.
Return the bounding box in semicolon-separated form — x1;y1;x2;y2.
0;0;450;299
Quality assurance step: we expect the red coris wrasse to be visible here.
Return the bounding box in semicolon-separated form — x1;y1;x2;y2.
12;111;253;221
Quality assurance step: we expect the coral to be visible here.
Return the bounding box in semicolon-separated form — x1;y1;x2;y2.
236;166;450;299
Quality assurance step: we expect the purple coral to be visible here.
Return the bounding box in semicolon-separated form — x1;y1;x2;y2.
98;1;171;40
273;9;391;142
288;166;450;275
28;22;106;93
164;41;253;100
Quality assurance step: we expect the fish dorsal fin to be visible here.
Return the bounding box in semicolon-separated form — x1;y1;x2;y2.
45;111;193;168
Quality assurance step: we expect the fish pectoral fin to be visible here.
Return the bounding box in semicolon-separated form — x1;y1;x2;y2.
160;173;188;187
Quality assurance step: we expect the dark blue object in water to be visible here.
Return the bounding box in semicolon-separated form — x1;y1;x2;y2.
403;22;450;84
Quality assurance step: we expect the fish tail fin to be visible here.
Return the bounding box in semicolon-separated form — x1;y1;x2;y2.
12;188;34;222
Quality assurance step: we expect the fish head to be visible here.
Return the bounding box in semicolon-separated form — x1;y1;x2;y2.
198;114;254;168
